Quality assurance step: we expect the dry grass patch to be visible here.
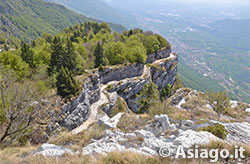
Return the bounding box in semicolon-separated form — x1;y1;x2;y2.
98;151;159;164
167;108;193;121
25;154;93;164
192;107;218;120
197;141;250;161
181;96;206;110
225;104;250;121
0;146;38;163
49;123;105;151
110;97;130;117
100;152;217;164
148;100;174;117
2;146;248;164
117;113;150;133
164;129;179;138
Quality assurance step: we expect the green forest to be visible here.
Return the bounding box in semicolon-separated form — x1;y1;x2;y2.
0;22;170;98
0;0;126;47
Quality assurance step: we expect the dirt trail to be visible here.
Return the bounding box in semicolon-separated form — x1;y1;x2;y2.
72;54;175;134
152;53;176;65
72;85;108;134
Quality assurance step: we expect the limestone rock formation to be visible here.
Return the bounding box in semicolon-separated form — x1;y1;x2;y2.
223;122;250;143
54;73;101;131
98;113;124;128
146;48;171;63
82;124;220;157
180;120;195;130
100;63;144;84
48;48;178;131
34;144;73;157
145;115;176;135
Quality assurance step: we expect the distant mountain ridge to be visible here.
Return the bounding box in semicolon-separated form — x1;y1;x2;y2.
45;0;135;26
0;0;126;42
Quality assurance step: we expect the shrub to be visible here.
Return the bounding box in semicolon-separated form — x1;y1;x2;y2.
162;84;171;98
201;123;228;139
0;33;6;44
110;97;127;117
0;52;29;78
136;81;159;113
207;91;231;116
98;64;104;72
106;84;113;90
148;101;174;117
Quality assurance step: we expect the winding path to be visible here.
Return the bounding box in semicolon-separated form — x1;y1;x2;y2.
152;53;176;65
72;85;109;134
72;53;176;134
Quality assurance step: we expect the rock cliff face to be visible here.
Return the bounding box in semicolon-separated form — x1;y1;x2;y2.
50;48;177;131
104;53;178;113
151;55;178;92
146;48;171;63
59;73;101;130
100;63;145;84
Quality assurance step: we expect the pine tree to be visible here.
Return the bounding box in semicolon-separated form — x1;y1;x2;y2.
48;36;65;75
63;38;78;74
94;42;104;68
49;37;80;75
56;67;79;99
20;41;35;68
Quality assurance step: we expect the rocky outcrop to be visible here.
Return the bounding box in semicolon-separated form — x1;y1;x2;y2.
82;114;220;157
48;49;178;131
180;120;195;130
107;78;148;113
34;144;73;157
42;113;250;158
101;63;144;84
106;54;178;113
100;91;119;116
98;113;124;128
59;73;101;130
145;115;176;135
151;56;178;92
146;48;171;63
223;122;250;143
194;121;250;144
82;127;220;157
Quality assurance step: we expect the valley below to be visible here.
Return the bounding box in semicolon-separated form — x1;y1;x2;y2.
126;10;250;103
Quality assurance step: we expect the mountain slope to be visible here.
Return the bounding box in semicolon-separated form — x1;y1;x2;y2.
45;0;134;26
0;0;126;42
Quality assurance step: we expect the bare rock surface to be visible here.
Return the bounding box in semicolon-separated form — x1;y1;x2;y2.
223;122;250;143
145;115;176;135
34;144;73;157
82;127;220;157
98;113;124;128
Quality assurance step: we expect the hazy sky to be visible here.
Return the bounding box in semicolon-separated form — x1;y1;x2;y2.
172;0;250;5
105;0;249;6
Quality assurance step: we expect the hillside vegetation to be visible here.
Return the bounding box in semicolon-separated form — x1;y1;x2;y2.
0;0;126;46
46;0;133;26
0;22;172;145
